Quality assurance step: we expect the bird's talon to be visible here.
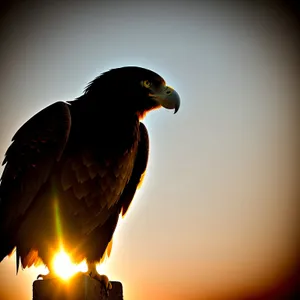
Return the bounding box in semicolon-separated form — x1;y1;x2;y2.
105;281;112;296
98;274;112;294
84;271;112;294
37;273;54;280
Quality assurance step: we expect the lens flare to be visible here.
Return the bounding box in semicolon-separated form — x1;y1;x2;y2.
96;262;106;275
52;200;106;280
52;249;88;280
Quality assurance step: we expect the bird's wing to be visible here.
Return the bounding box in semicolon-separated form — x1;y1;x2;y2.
60;122;148;238
120;122;149;217
0;102;71;235
78;122;149;262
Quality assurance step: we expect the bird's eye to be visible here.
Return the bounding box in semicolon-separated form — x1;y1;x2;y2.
143;80;151;88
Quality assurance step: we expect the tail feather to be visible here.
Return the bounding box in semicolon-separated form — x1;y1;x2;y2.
16;247;20;273
0;238;16;264
0;227;17;270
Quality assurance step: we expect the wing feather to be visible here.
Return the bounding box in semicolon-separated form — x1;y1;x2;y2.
120;122;149;216
81;122;149;262
0;102;71;242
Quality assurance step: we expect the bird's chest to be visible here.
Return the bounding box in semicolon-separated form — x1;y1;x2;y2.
56;119;139;221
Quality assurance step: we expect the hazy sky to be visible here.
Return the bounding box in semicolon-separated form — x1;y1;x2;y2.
0;1;300;299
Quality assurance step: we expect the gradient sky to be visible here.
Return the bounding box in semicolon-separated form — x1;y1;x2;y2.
0;1;300;299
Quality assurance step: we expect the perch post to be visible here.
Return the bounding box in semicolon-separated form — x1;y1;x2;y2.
32;273;123;300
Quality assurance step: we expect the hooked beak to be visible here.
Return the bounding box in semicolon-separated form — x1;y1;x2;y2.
149;85;180;113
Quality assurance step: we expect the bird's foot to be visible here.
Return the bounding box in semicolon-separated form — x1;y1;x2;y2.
37;272;57;280
84;271;112;295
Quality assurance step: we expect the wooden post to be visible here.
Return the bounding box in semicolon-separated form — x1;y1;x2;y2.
32;273;123;300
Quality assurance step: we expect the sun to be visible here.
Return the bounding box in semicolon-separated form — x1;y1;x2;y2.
52;249;87;280
52;248;106;281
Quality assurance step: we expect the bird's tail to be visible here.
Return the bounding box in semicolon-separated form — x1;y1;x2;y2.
0;228;20;274
0;230;16;262
0;206;17;266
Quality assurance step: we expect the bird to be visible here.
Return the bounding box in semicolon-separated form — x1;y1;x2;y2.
0;66;180;290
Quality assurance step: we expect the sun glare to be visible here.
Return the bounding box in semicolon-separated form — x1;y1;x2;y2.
52;249;88;280
96;262;106;275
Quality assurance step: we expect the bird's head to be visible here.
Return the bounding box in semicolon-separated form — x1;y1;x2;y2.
83;66;180;118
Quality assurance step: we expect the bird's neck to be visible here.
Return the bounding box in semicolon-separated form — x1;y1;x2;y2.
71;93;140;119
68;95;140;134
65;97;140;157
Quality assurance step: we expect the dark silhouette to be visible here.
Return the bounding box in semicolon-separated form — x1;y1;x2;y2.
0;66;180;291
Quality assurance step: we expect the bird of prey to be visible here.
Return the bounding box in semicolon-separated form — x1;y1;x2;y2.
0;66;180;289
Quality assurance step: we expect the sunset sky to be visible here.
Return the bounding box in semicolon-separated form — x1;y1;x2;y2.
0;1;300;299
